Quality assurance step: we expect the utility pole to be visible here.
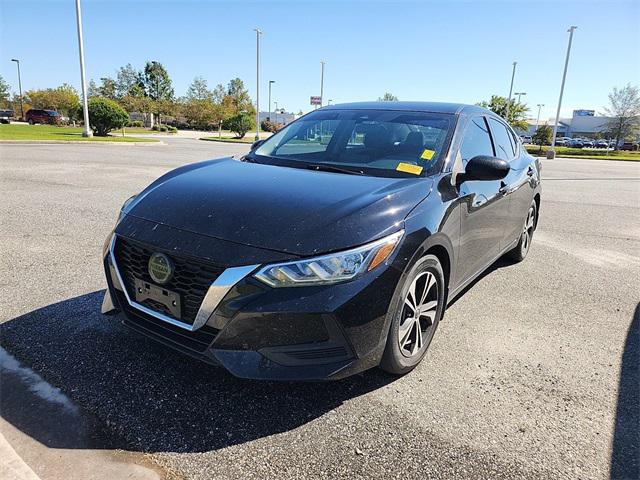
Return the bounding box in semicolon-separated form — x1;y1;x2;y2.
320;60;325;107
10;59;23;120
268;80;275;122
505;61;517;121
549;26;577;159
535;104;544;131
254;28;262;141
74;0;92;137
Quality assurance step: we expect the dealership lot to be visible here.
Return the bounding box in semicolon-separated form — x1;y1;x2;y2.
0;138;638;479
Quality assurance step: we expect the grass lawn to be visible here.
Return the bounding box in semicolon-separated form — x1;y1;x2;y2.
0;124;158;142
200;136;258;144
525;145;640;161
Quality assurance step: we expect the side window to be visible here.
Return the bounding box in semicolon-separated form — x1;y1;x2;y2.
488;118;515;160
460;116;494;162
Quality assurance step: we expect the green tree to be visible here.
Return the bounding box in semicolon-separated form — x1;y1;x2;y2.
378;92;398;101
143;61;174;123
224;112;254;138
115;63;143;98
88;97;129;136
602;84;640;150
477;95;529;131
186;76;212;101
532;124;552;152
0;75;11;108
226;77;252;114
97;77;117;99
88;80;99;98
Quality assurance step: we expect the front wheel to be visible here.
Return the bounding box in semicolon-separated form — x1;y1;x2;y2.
380;255;446;375
506;200;537;262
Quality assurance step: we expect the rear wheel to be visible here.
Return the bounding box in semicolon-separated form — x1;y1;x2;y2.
28;119;34;125
506;200;537;262
380;255;445;375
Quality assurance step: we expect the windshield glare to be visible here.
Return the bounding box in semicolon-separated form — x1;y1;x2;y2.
253;109;454;177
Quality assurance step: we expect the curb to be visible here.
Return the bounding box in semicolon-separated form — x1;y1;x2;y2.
0;140;164;146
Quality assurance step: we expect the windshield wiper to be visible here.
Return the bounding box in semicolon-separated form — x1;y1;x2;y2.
306;164;365;175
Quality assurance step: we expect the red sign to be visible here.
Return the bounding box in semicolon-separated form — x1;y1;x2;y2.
310;96;322;106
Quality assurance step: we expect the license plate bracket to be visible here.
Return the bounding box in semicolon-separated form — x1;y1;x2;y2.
134;278;181;318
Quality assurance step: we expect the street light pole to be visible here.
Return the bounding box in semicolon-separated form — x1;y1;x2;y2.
10;59;23;120
514;92;527;103
535;104;544;131
549;26;577;159
320;60;325;107
505;61;517;121
74;0;92;137
268;80;275;123
328;99;333;105
254;28;262;141
274;101;278;125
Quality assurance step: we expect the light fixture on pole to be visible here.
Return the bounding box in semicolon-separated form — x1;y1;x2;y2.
549;26;577;159
514;92;527;103
505;61;517;121
254;28;262;141
320;60;326;107
10;59;24;121
74;0;92;137
268;80;275;122
535;104;545;131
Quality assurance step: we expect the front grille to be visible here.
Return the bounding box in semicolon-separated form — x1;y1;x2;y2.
114;236;224;325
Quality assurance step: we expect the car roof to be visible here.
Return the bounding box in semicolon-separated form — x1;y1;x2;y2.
322;101;491;116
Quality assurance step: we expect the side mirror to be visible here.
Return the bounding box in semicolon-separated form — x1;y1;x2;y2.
251;139;265;151
457;155;509;184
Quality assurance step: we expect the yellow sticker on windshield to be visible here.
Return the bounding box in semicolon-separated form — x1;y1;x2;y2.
396;163;423;175
420;149;436;160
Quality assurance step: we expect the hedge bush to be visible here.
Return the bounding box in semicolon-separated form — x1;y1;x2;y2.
88;97;129;136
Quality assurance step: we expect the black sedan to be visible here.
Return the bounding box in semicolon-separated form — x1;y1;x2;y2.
102;102;541;380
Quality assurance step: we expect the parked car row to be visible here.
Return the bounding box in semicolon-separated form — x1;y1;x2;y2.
554;137;618;149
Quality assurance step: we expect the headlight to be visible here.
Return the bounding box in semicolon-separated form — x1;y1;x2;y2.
117;194;137;222
254;230;404;288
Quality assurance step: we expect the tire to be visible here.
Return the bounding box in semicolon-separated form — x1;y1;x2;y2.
28;119;34;125
380;254;446;375
506;200;537;263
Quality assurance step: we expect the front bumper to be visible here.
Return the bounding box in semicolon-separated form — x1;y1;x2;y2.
102;220;405;381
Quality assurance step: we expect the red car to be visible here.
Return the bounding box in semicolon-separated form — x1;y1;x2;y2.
25;109;61;125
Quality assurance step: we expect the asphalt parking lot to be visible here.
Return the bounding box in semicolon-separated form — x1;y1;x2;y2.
0;137;638;479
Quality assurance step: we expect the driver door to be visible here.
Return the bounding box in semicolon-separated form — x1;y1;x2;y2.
454;115;509;285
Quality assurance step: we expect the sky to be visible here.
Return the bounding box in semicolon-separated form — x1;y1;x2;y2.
1;0;639;120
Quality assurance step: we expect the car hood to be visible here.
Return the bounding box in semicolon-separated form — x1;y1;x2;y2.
127;158;433;256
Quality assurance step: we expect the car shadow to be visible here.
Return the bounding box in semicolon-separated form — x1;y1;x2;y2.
447;255;515;307
610;303;639;479
0;291;397;454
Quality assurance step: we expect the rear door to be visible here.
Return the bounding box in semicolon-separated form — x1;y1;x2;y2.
487;117;535;247
455;115;510;285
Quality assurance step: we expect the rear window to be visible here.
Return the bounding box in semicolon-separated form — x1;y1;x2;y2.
253;109;454;178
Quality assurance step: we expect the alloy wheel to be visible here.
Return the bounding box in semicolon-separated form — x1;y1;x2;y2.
398;271;438;358
522;206;535;254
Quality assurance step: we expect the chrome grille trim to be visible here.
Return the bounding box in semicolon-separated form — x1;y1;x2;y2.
109;234;259;331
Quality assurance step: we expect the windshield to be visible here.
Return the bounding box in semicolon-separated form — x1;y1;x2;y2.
252;109;454;178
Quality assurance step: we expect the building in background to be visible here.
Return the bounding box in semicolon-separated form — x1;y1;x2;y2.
259;110;299;125
520;109;614;139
